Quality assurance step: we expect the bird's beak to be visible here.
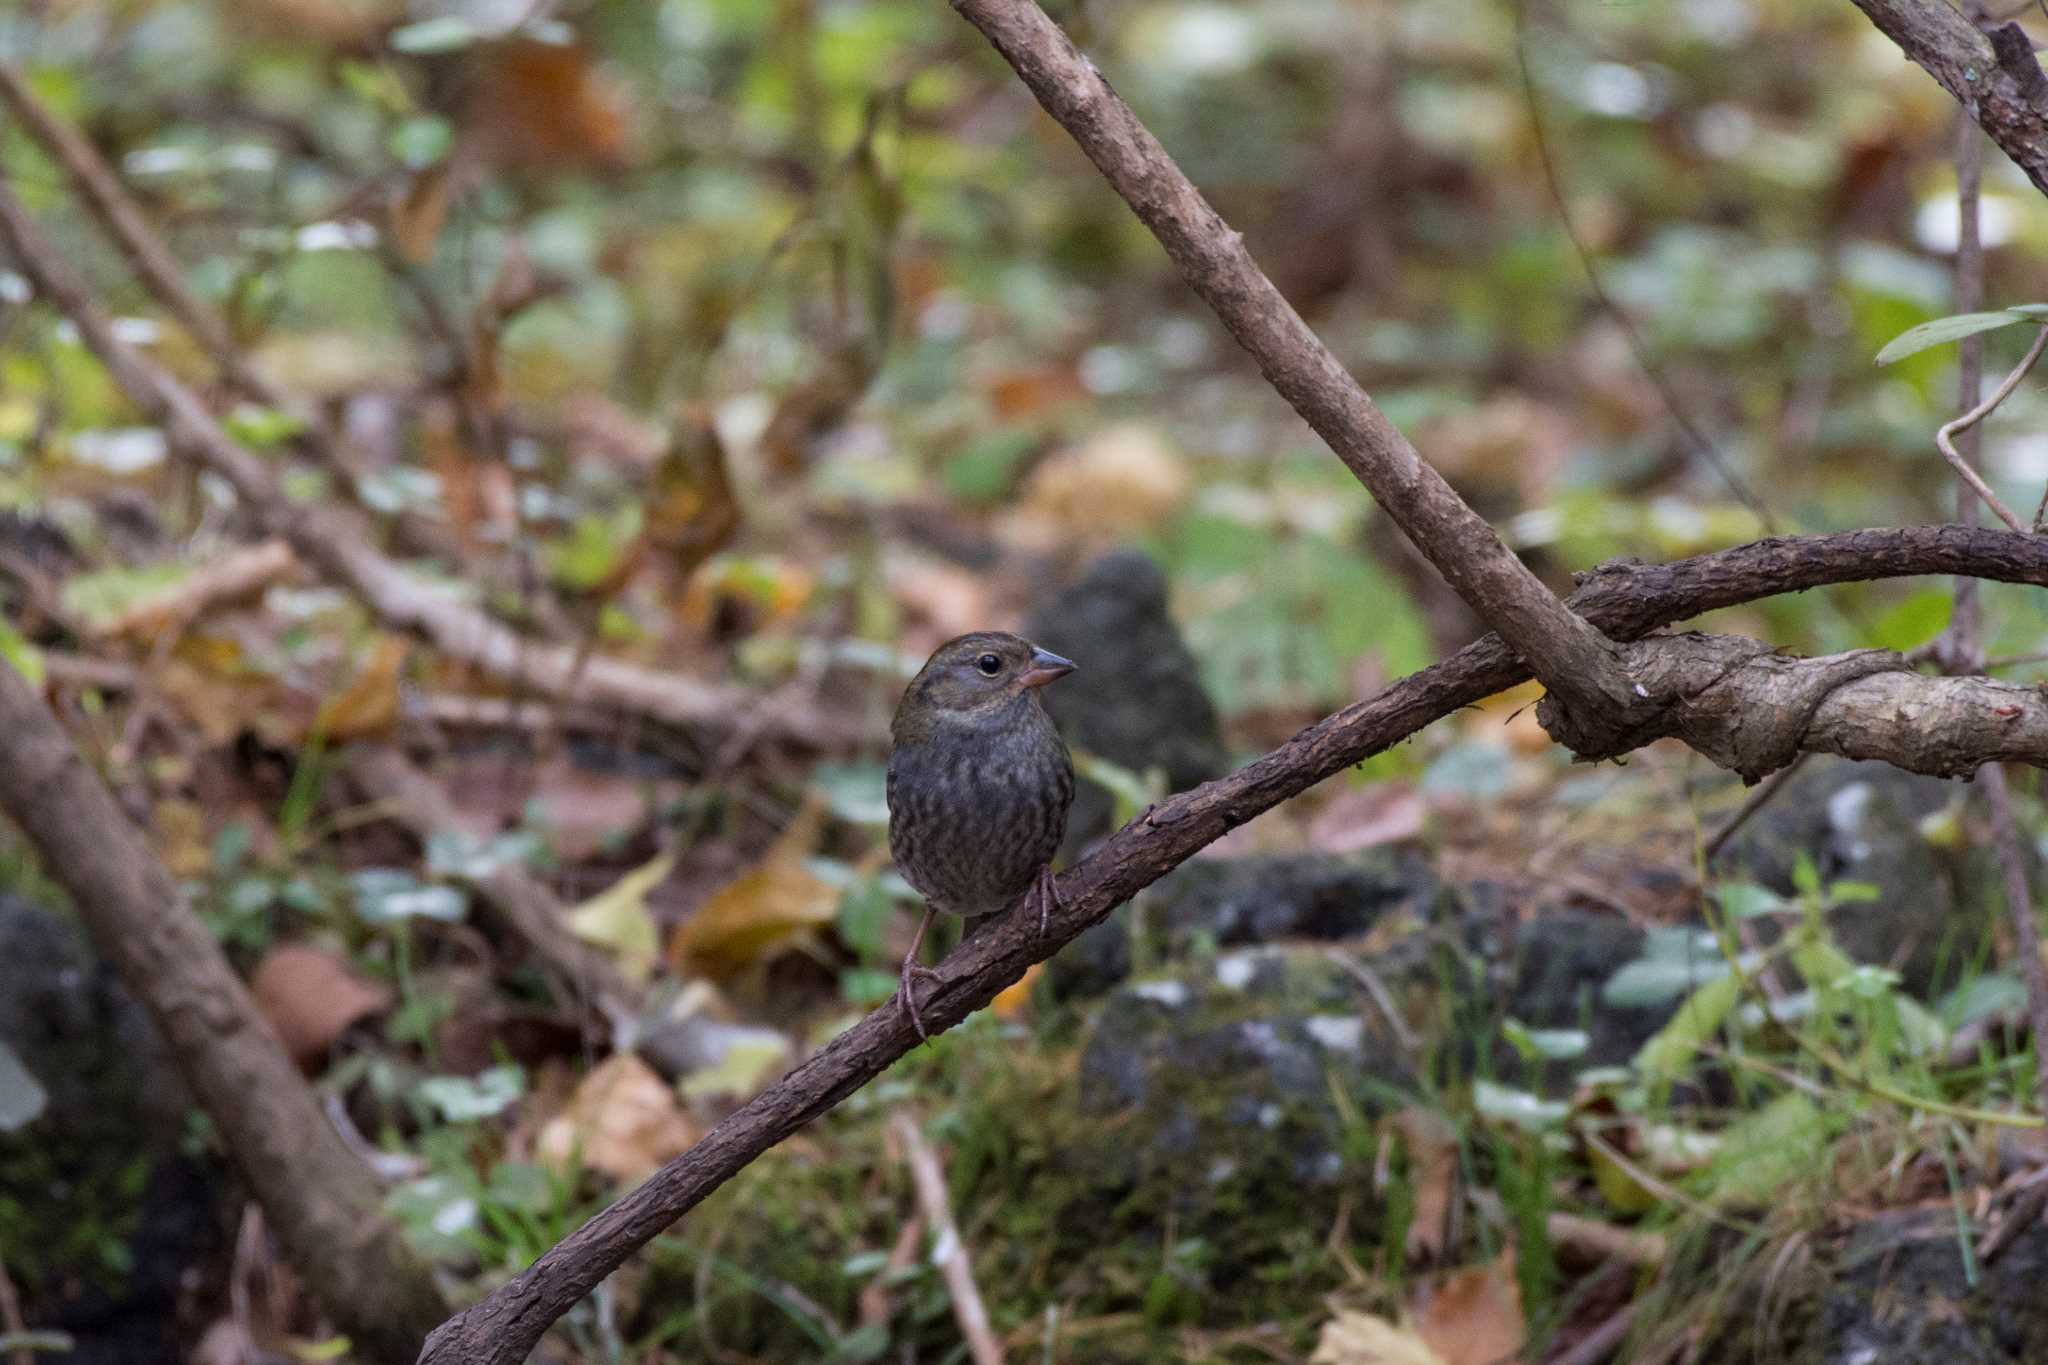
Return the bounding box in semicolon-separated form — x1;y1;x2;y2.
1018;647;1076;689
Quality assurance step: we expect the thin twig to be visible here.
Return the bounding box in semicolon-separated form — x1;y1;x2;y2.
1545;1304;1637;1365
1979;762;2048;1113
0;1251;33;1365
891;1114;1005;1365
0;66;288;411
1324;946;1420;1055
1935;325;2048;535
1512;1;1776;532
1703;752;1809;862
0;165;857;748
1940;115;2048;1115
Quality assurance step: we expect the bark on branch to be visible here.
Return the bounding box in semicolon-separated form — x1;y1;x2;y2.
0;665;451;1363
417;521;2048;1365
1848;0;2048;199
945;0;1649;746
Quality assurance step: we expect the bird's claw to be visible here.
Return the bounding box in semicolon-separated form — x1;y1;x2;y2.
897;962;945;1044
1033;864;1063;939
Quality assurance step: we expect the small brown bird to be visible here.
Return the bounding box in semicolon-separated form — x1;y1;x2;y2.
887;631;1076;1040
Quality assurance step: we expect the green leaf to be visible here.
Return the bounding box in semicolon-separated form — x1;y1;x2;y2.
1502;1019;1590;1061
389;16;481;53
1704;1091;1827;1204
416;1064;524;1122
566;850;674;985
1473;1078;1570;1130
1713;881;1786;919
1868;588;1952;652
1603;929;1728;1007
1874;310;2030;366
1635;971;1742;1080
1072;750;1167;827
0;612;42;687
388;116;454;169
812;761;889;826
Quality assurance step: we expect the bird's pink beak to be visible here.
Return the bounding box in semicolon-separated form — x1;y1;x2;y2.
1018;647;1076;689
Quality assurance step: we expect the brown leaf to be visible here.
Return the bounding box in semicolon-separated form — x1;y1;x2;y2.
535;1053;695;1183
669;795;837;981
391;160;455;265
469;39;635;173
314;636;409;741
1308;782;1425;854
1416;1253;1524;1365
1394;1107;1460;1263
251;943;393;1069
153;798;212;879
1011;422;1190;546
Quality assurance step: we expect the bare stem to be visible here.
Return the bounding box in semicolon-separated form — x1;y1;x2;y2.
1935;325;2048;535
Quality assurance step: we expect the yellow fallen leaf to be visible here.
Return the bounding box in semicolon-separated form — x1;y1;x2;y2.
992;961;1044;1020
1417;1253;1524;1365
1311;1309;1446;1365
535;1053;696;1183
568;849;675;985
314;635;409;741
670;795;836;981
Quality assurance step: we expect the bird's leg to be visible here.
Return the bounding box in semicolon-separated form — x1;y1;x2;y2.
1032;863;1063;938
896;906;944;1044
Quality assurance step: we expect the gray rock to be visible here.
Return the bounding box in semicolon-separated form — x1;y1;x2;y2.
1502;908;1671;1073
1026;549;1228;862
1046;847;1444;1001
1072;946;1413;1203
1813;1211;2048;1363
0;896;219;1364
1715;759;1998;998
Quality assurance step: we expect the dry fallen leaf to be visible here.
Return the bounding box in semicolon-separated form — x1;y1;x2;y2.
568;849;676;986
153;797;213;879
1311;1309;1446;1365
1394;1106;1460;1262
251;943;393;1069
669;796;837;981
1308;782;1425;854
1416;1253;1525;1365
991;961;1045;1020
535;1053;695;1183
1012;422;1190;545
314;635;409;741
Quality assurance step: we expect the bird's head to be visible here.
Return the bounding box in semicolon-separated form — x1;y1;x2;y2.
897;631;1076;730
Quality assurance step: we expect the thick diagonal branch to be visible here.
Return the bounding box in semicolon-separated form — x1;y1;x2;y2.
946;0;1647;749
416;521;2048;1365
1849;0;2048;199
0;664;450;1363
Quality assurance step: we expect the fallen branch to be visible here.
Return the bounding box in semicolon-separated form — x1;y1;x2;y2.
0;167;858;749
891;1115;1005;1365
416;521;2048;1365
340;746;643;1030
91;538;298;640
0;662;450;1363
0;65;287;411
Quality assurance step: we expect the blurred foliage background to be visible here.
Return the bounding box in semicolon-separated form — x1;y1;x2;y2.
6;0;2048;1361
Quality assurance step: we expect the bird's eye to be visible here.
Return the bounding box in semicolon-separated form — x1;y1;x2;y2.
976;653;1002;676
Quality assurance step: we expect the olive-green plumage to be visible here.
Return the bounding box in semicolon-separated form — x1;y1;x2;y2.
886;631;1075;1038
